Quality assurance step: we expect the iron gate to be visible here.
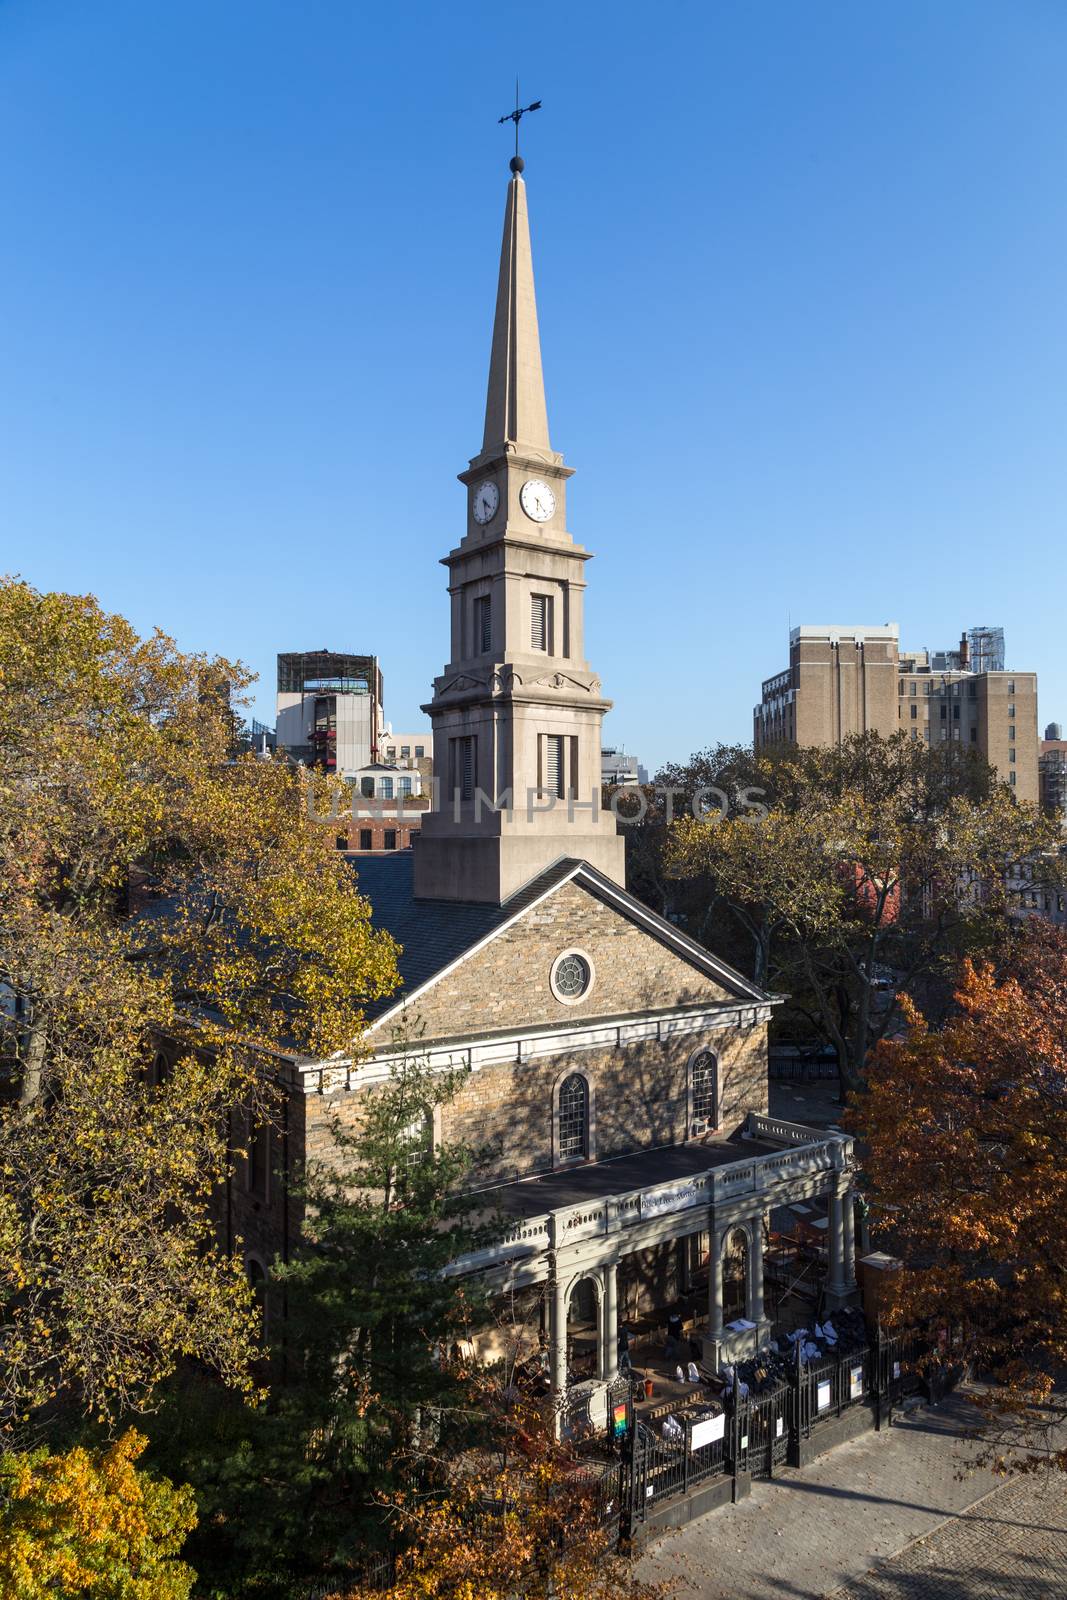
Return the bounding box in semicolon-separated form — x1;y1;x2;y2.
735;1382;790;1478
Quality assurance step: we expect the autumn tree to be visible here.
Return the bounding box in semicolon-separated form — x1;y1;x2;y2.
148;1046;495;1599
0;1429;196;1599
0;578;400;1433
855;921;1067;1471
665;732;1062;1094
337;1393;664;1600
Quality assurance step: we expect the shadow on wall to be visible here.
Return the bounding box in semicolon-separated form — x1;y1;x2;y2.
435;972;767;1190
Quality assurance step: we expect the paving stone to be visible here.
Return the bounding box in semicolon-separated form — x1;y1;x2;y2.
635;1390;1014;1599
830;1470;1067;1599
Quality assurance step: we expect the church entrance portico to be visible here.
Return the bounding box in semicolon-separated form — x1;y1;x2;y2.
451;1111;860;1436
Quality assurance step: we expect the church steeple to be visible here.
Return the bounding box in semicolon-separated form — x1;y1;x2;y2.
413;158;625;905
481;159;551;460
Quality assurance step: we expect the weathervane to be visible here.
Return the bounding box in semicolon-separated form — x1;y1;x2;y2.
498;80;541;169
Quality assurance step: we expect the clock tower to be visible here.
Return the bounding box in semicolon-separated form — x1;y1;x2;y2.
413;156;625;904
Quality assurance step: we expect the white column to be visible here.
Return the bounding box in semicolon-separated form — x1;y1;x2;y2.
550;1272;568;1408
707;1227;724;1340
600;1261;618;1382
842;1187;857;1291
747;1222;766;1325
826;1187;847;1300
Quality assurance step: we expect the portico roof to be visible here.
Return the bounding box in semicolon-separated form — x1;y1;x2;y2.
478;1134;780;1222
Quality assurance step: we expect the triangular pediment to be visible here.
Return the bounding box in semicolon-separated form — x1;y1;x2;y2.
362;856;769;1040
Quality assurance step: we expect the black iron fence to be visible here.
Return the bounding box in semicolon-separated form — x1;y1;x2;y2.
620;1326;938;1537
301;1328;940;1587
736;1380;791;1478
795;1342;874;1440
628;1409;730;1532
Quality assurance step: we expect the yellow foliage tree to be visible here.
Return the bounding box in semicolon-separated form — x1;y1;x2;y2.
0;1429;196;1599
0;578;401;1429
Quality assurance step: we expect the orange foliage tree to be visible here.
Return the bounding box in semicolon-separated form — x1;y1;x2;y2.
856;920;1067;1469
336;1391;666;1600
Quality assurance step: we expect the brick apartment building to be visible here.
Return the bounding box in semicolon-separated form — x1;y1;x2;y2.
754;623;1039;803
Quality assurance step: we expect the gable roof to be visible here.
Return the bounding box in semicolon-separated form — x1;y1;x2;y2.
351;852;769;1033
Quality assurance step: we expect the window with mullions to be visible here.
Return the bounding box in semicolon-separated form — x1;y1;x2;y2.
557;1074;589;1162
691;1051;718;1125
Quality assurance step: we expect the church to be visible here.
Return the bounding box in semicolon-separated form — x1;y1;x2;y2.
235;153;860;1436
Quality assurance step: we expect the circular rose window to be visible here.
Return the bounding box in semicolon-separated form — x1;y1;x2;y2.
551;949;594;1004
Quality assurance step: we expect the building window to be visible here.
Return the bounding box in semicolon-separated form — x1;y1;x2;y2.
909;682;917;696
1009;704;1016;719
542;733;565;798
398;1107;433;1169
398;777;412;797
1009;749;1016;764
451;736;475;800
414;745;425;758
690;1050;718;1130
910;704;917;720
940;705;947;720
475;594;492;654
557;1074;589;1162
551;948;594;1004
384;829;397;850
1009;681;1016;694
379;777;394;799
953;704;960;720
401;745;410;758
359;828;373;850
970;729;977;743
247;1119;270;1201
335;833;348;850
1010;771;1017;786
531;593;553;653
386;746;396;759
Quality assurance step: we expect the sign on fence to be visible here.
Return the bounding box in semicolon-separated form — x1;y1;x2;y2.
690;1413;725;1449
849;1365;864;1400
817;1380;832;1411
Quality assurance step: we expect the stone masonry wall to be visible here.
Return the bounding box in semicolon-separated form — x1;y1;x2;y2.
388;878;735;1040
304;1019;767;1189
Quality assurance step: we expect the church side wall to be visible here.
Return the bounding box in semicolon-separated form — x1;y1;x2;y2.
300;1020;767;1189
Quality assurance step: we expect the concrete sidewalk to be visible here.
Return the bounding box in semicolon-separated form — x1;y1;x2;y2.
635;1390;1014;1599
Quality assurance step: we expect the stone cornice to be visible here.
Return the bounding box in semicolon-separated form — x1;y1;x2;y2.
287;998;774;1098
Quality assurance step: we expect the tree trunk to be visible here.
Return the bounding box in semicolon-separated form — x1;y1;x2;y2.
18;1017;47;1108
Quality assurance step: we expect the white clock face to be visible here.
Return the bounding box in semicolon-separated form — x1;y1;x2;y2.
520;478;556;523
472;480;499;525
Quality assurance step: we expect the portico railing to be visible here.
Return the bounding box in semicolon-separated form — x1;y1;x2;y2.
448;1115;852;1278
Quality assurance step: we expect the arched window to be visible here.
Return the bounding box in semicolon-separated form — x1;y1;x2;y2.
557;1074;589;1162
690;1050;718;1128
398;1106;433;1169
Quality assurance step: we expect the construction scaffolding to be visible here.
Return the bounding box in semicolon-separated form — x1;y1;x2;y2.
967;625;1005;675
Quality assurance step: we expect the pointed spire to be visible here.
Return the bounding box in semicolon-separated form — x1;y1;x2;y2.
482;161;551;457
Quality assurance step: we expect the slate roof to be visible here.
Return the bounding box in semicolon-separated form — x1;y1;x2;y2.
349;850;768;1029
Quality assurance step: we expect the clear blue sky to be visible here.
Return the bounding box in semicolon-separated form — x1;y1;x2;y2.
3;1;1065;772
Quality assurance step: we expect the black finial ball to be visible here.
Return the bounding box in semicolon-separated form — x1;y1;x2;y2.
510;155;525;175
